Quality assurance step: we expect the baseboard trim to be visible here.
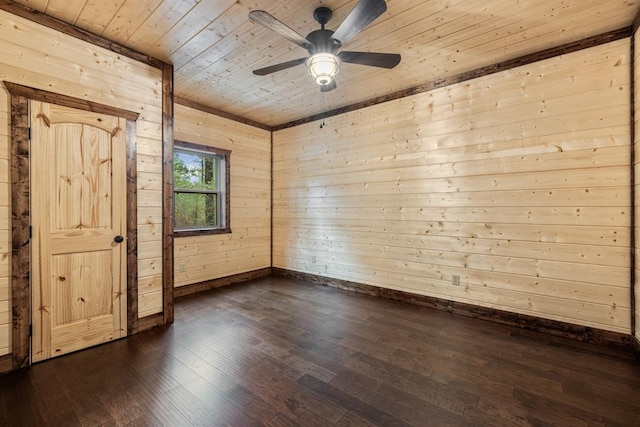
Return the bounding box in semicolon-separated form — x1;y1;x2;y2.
273;268;632;351
175;268;273;299
633;336;640;362
0;354;12;374
130;313;165;335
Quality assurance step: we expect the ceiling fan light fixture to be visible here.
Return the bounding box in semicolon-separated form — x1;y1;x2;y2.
306;53;341;86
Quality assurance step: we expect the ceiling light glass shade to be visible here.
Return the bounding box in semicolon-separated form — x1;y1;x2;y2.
306;53;341;86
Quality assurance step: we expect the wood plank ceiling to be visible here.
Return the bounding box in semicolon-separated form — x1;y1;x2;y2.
9;0;640;126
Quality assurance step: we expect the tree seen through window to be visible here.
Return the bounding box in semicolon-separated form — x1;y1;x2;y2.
173;141;230;234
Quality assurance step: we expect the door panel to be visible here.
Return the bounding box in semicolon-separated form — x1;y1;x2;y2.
52;251;113;325
31;101;127;362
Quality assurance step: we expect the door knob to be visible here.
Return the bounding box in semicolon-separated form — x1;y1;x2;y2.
114;235;124;243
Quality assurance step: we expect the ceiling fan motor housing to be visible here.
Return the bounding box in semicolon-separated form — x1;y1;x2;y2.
306;29;339;55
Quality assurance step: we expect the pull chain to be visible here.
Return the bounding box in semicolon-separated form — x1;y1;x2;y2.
320;91;326;129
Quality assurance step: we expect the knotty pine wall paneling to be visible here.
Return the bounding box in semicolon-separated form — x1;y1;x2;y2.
174;104;271;288
0;9;164;356
273;39;632;334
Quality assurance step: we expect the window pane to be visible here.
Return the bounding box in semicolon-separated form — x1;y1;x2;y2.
174;150;218;191
173;141;229;234
175;192;218;229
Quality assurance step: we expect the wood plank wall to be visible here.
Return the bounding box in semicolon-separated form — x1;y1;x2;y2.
173;104;271;288
0;9;164;356
273;39;632;334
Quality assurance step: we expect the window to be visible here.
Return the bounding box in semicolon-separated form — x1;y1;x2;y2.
173;140;230;236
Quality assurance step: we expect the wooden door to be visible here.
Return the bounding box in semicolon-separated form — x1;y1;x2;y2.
30;100;127;362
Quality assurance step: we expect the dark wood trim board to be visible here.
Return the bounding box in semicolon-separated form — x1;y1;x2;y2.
3;83;140;121
0;0;163;69
130;313;165;335
8;92;29;370
631;28;637;342
4;82;141;370
270;132;274;268
272;268;632;352
0;354;11;373
174;268;272;299
162;63;175;326
126;120;140;335
633;336;640;362
175;97;272;131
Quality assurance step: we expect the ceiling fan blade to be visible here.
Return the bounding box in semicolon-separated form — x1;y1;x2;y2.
249;11;311;49
321;79;337;92
332;0;387;46
253;57;307;76
339;51;400;68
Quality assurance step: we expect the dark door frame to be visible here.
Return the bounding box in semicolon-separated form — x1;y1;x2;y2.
4;82;140;369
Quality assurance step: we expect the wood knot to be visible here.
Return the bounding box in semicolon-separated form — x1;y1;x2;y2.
37;113;51;128
58;276;66;281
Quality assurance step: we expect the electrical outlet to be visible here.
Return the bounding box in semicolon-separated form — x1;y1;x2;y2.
311;255;317;264
179;263;186;273
452;274;460;286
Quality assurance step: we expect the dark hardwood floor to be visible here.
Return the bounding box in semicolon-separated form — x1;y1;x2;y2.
1;276;639;426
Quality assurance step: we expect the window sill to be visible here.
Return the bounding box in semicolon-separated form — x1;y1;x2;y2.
174;227;232;238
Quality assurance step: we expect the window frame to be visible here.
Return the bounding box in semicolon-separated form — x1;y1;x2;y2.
173;140;231;237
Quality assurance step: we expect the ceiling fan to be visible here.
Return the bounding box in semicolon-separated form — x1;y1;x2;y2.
249;0;401;92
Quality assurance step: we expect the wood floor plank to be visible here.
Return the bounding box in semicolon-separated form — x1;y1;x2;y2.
515;385;640;426
3;404;47;427
511;388;606;426
125;388;192;427
0;276;638;426
266;412;304;427
253;339;338;382
336;410;381;427
245;357;348;423
479;361;564;395
162;384;228;426
463;396;554;427
222;384;280;425
32;371;77;422
99;384;146;425
355;353;480;414
297;374;410;427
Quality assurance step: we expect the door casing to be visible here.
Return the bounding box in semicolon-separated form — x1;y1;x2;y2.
5;82;140;369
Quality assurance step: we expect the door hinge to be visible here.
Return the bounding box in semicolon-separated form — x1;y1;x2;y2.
28;127;31;140
29;226;32;239
29;324;32;337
